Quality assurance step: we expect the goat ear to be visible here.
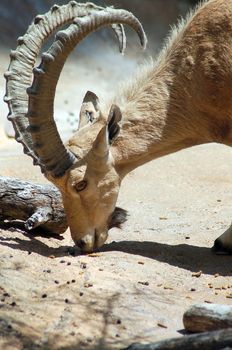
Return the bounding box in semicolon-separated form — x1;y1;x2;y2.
83;90;100;111
78;91;100;130
107;104;122;144
91;125;109;159
91;104;122;159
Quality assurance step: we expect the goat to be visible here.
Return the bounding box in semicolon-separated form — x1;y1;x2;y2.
4;0;232;254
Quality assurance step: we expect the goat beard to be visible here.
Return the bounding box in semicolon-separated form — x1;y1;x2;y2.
108;207;128;230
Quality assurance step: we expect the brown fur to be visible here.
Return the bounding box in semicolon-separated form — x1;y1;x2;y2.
50;0;232;252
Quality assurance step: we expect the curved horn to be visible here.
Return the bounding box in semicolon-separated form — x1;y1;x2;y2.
27;8;147;177
4;1;126;169
112;23;126;54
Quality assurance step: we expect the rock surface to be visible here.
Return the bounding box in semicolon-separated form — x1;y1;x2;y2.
1;131;232;350
0;1;232;349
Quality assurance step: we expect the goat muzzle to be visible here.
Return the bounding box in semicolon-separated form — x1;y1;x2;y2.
75;230;108;253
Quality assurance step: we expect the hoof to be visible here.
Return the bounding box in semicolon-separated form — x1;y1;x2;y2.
212;238;232;255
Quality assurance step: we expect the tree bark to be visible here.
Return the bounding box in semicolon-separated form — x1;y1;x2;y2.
124;328;232;350
0;176;67;234
183;303;232;332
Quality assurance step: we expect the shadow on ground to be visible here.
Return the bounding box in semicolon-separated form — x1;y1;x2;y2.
102;240;231;276
0;224;231;276
0;311;121;350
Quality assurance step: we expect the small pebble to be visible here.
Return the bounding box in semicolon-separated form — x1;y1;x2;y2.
87;253;101;257
79;292;84;297
60;260;65;264
138;281;149;286
164;286;174;290
138;261;144;265
190;288;196;292
80;262;87;269
67;262;71;266
11;302;16;307
157;322;167;329
65;298;69;303
71;279;76;283
42;294;47;298
192;270;202;278
54;280;59;284
116;319;121;325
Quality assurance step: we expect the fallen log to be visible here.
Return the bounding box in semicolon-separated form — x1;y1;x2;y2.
0;176;67;234
124;328;232;350
183;303;232;332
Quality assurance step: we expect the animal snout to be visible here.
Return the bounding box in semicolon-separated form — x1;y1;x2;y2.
75;232;95;253
75;230;108;253
76;238;87;250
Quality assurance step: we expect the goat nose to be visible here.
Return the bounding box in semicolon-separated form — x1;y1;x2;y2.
76;239;86;249
75;233;95;253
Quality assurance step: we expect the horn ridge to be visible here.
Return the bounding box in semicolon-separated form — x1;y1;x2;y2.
4;1;124;169
27;8;147;177
112;23;126;54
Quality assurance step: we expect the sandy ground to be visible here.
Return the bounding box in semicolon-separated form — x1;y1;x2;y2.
0;38;232;350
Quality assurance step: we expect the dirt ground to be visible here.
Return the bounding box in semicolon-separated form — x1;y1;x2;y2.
0;26;232;350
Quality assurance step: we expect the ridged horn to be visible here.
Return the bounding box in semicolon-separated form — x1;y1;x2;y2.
4;1;127;169
27;8;147;177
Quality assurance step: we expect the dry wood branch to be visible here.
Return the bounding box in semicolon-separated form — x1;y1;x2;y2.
124;328;232;350
183;303;232;332
0;176;67;234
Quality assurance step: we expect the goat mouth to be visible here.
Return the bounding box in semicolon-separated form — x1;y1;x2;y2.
75;208;128;252
75;230;96;252
76;229;106;253
108;207;128;230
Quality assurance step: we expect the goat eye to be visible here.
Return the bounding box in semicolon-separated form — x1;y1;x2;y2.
75;180;87;192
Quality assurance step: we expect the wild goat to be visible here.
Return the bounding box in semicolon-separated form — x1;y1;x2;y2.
4;0;232;253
